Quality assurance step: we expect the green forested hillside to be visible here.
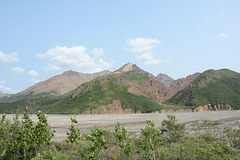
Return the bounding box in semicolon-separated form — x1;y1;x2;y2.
166;69;240;109
46;77;163;114
0;65;164;114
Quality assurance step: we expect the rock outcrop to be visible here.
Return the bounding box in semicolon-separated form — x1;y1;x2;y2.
197;74;220;87
114;63;140;73
160;109;192;113
127;74;172;104
157;72;200;94
169;73;200;94
193;104;232;112
156;73;174;87
159;104;231;114
82;100;134;114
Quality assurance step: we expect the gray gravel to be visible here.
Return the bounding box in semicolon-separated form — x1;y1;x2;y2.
2;110;240;141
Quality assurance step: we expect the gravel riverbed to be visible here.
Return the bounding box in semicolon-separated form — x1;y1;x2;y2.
2;110;240;141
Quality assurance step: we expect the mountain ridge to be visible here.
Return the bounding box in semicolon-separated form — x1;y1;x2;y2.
166;69;240;109
19;70;111;96
1;64;240;114
45;63;171;114
157;72;201;94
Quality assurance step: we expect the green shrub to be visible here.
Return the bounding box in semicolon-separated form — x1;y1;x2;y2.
0;108;54;160
161;114;185;143
66;116;81;144
113;122;134;158
87;127;110;159
139;119;162;159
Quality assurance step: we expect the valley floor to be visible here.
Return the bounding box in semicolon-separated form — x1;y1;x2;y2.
2;110;240;141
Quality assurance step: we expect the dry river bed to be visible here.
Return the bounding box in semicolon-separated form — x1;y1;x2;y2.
2;110;240;142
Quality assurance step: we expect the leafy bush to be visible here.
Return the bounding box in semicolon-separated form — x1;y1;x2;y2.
1;112;240;159
66;116;81;144
161;114;185;143
87;127;110;159
114;122;133;158
138;119;162;159
0;108;54;160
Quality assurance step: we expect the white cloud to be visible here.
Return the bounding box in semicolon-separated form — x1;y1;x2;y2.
0;81;6;89
45;64;61;72
165;59;172;63
125;38;165;65
92;48;104;58
0;51;19;63
30;78;40;83
126;37;162;53
9;67;25;74
28;70;38;77
219;32;229;37
3;87;19;94
28;70;40;83
0;80;19;94
37;46;113;73
136;52;162;65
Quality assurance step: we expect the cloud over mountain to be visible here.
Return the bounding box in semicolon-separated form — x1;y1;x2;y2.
37;46;113;73
126;38;163;65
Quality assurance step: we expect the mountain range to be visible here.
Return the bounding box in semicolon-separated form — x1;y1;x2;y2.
0;63;240;113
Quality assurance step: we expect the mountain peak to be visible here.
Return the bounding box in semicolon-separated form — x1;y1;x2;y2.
114;63;141;73
157;73;174;86
62;70;80;76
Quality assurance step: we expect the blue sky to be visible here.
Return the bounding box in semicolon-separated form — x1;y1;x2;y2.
0;0;240;93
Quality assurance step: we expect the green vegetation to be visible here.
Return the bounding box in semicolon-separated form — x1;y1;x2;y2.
46;77;163;114
66;116;81;144
0;94;66;114
118;70;150;84
166;69;240;109
1;110;239;159
0;70;157;114
0;91;58;103
0;108;54;159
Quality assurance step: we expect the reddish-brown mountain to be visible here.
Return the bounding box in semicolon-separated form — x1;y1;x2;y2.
19;70;111;96
157;73;200;94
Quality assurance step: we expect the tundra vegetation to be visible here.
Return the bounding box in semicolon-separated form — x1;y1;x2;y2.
0;109;239;160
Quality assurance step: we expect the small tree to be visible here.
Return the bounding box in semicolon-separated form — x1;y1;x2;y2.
161;114;185;143
87;127;109;159
66;116;81;144
114;122;133;158
139;119;162;159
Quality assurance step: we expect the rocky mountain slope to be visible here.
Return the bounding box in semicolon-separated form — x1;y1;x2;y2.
157;73;200;94
166;69;240;110
156;73;174;87
1;64;240;114
45;63;171;114
19;70;111;96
